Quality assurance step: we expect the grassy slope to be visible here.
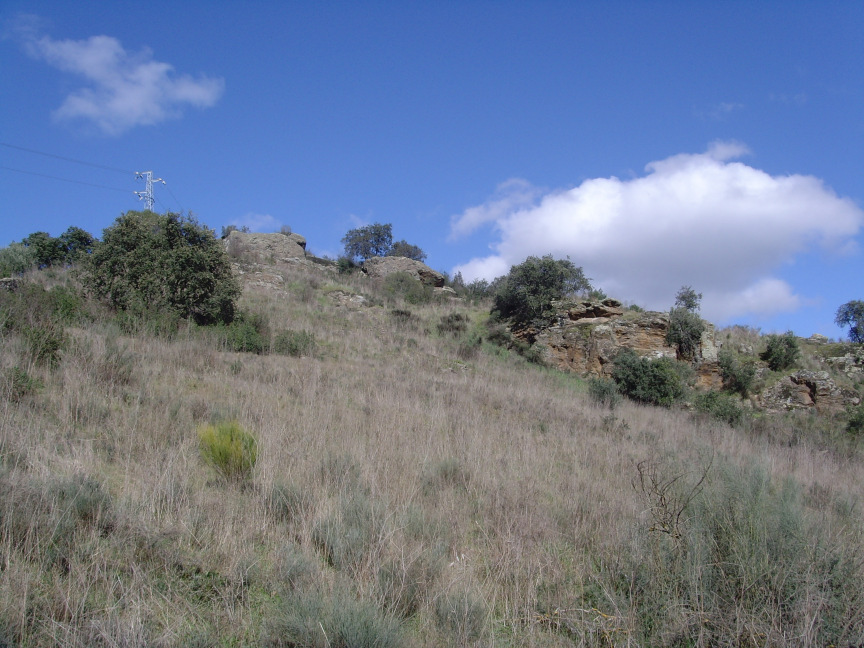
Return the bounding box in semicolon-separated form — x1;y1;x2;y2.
1;263;862;647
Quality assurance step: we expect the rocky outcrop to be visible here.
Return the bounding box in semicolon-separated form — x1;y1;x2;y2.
361;256;445;287
758;370;860;412
224;231;307;264
822;346;864;376
533;298;720;384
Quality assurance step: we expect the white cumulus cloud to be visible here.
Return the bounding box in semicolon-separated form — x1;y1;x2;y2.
451;143;863;323
23;31;224;134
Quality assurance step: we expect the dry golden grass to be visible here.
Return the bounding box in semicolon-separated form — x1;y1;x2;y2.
0;264;862;646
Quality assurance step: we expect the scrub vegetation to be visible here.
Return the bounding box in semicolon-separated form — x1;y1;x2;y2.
0;229;863;647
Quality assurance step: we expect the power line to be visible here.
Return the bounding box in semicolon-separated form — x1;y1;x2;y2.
0;141;132;175
0;165;132;194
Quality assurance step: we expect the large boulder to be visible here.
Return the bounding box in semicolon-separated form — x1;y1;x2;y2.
361;256;445;287
224;231;307;264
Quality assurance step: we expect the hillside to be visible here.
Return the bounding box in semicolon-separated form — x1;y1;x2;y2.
1;234;863;647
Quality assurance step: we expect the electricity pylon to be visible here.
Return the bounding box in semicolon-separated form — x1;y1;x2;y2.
134;171;165;211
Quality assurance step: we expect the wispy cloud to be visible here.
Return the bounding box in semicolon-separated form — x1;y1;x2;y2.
451;142;863;323
230;213;283;232
707;101;744;120
20;25;224;134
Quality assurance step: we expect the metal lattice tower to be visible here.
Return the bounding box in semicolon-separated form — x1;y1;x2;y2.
134;171;165;211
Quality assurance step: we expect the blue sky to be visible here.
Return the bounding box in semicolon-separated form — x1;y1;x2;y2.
1;1;862;338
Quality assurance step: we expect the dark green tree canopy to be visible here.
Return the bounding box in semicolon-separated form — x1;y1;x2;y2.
387;239;427;262
341;223;426;263
83;211;239;325
835;300;864;343
21;227;96;268
492;255;592;330
342;223;393;262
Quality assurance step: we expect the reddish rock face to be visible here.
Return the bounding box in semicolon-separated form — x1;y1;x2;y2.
532;300;720;383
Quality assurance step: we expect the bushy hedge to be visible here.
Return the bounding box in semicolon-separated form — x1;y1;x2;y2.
611;349;684;407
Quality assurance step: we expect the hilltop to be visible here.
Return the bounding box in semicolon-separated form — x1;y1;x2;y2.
0;227;863;647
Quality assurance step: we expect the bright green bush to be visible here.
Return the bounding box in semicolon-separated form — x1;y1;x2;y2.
197;421;258;482
760;331;800;371
611;349;684;407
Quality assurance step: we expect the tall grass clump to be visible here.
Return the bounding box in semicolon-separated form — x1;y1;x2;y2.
197;420;258;482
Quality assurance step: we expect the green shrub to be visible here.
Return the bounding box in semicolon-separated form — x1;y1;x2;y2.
1;366;41;402
218;312;268;354
609;461;863;646
24;322;65;367
437;312;469;336
693;390;746;426
383;271;433;305
267;482;313;523
717;349;756;397
312;492;382;571
847;405;864;436
273;329;316;357
377;554;440;618
421;458;471;495
262;587;403;648
587;377;622;409
611;349;683;407
760;331;800;371
197;421;258;482
434;590;485;645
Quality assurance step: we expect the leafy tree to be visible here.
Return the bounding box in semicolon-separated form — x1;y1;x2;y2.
58;226;96;261
0;243;36;277
387;239;427;262
342;223;393;262
492;255;591;330
83;211;239;325
835;300;864;343
674;285;702;311
759;331;800;371
666;285;705;361
22;231;65;267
